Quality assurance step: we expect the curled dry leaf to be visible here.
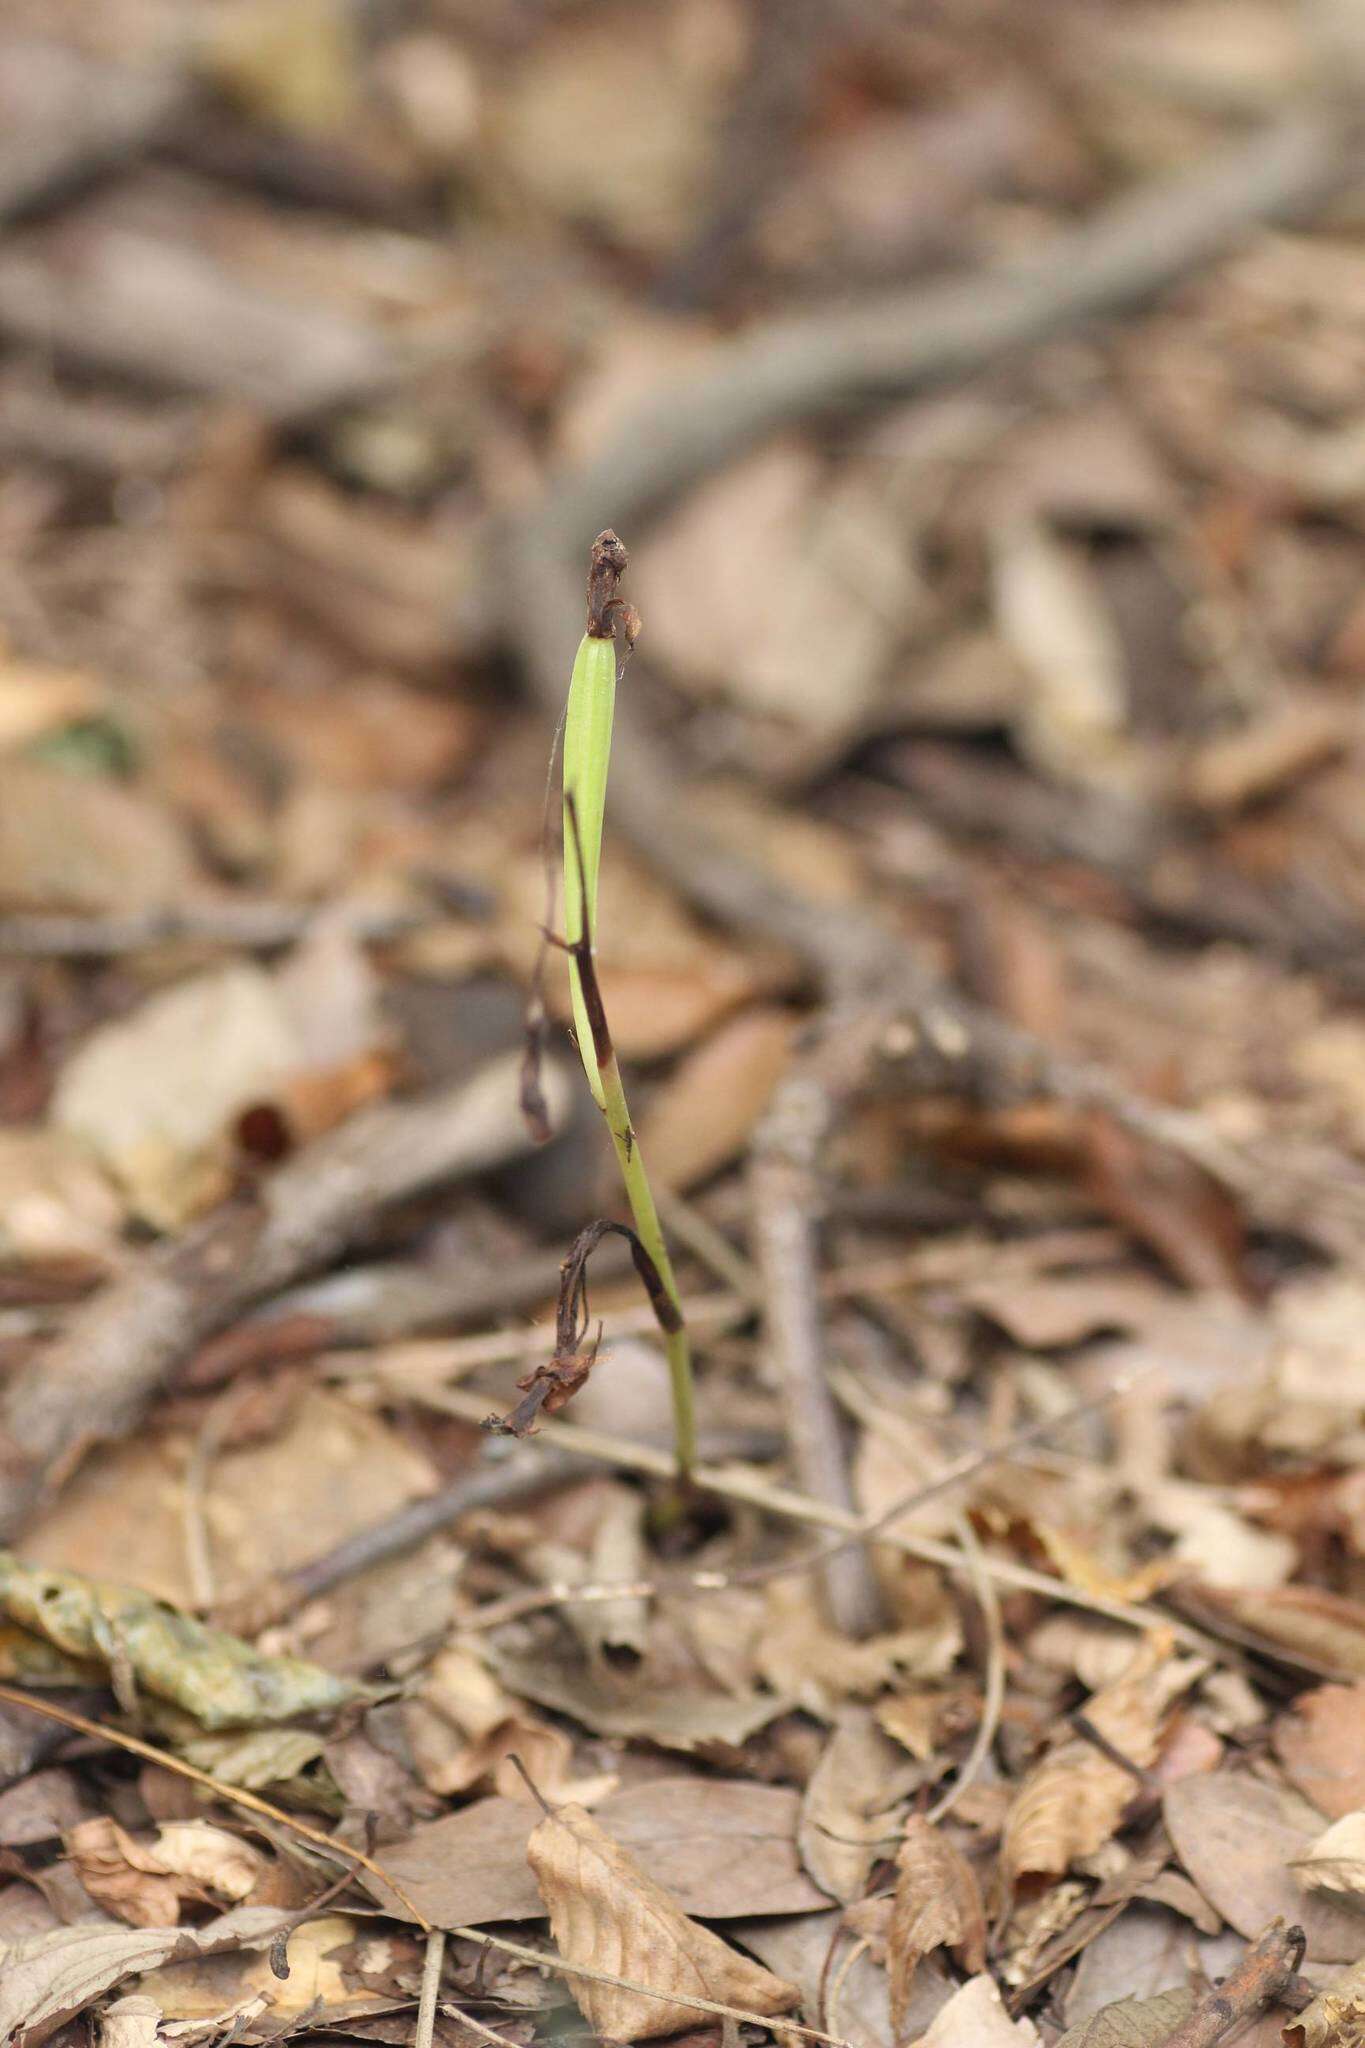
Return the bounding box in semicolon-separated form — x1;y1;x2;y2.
1176;1581;1365;1680
67;1818;187;1930
888;1816;987;2032
66;1819;261;1931
0;1552;353;1730
1002;1635;1201;1885
369;1778;826;1929
1283;1955;1365;2048
0;1906;283;2046
527;1801;798;2043
1291;1809;1365;1895
146;1823;263;1904
756;1577;961;1718
798;1709;913;1904
404;1642;615;1805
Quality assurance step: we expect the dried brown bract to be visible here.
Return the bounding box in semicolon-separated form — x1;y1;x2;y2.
585;528;638;643
484;1219;678;1438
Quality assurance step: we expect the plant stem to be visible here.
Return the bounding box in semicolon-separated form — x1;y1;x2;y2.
597;1048;697;1476
561;532;696;1479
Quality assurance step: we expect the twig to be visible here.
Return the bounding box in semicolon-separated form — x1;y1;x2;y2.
0;900;431;959
415;1930;447;2048
521;111;1345;547
751;1072;883;1636
0;1684;430;1928
827;1364;1005;1822
228;1426;782;1633
1156;1921;1306;2048
927;1513;1004;1826
420;1386;1227;1657
0;1051;571;1539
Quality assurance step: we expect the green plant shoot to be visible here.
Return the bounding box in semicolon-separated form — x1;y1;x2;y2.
561;531;697;1478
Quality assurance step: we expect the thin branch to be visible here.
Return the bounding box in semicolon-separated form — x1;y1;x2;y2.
414;1930;447;2048
0;1050;570;1539
421;1385;1228;1660
1156;1922;1306;2048
751;1072;883;1637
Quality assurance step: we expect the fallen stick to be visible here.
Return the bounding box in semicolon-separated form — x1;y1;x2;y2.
751;1071;883;1637
1156;1921;1305;2048
521;109;1349;553
0;899;431;959
0;1052;571;1539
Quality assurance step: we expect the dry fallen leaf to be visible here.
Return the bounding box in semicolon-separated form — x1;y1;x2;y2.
0;1907;282;2046
888;1816;987;2030
99;1993;164;2048
918;1970;1041;2046
527;1801;798;2041
1291;1809;1365;1895
483;1639;791;1752
404;1642;614;1805
798;1708;912;1904
136;1911;385;2023
0;1551;354;1730
66;1818;262;1930
146;1823;263;1904
1177;1581;1365;1681
755;1576;960;1717
1054;1985;1197;2048
1002;1635;1200;1884
372;1779;826;1929
991;517;1136;790
1164;1771;1365;1962
634;1007;796;1193
67;1818;187;1930
0;759;198;915
1274;1684;1365;1818
1283;1955;1365;2048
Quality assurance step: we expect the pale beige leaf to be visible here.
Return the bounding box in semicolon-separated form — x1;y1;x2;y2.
889;1816;987;2030
403;1643;614;1804
51;965;298;1230
149;1824;263;1903
1292;1809;1365;1895
67;1818;187;1930
797;1709;911;1903
992;517;1135;789
0;1924;185;2046
757;1578;960;1717
1002;1635;1200;1883
918;1971;1041;2046
99;1993;163;2048
526;1801;798;2042
0;1910;281;2046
